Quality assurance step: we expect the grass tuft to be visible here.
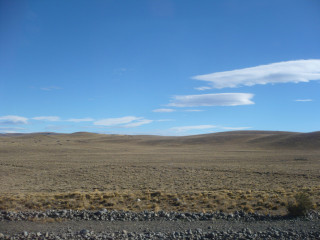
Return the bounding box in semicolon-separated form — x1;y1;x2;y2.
287;192;313;217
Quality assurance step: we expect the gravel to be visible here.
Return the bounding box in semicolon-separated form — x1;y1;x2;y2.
1;210;320;239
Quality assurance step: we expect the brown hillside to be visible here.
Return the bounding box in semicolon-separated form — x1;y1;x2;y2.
1;130;320;214
137;130;320;150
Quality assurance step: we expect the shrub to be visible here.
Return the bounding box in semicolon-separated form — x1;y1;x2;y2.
287;192;313;217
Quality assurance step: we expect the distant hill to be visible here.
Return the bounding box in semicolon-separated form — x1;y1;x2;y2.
1;130;319;150
265;131;320;149
137;130;320;150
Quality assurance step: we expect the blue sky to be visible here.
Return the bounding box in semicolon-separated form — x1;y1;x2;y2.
1;0;320;135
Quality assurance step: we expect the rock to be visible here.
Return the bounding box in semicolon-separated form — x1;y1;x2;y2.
80;229;89;235
0;210;320;239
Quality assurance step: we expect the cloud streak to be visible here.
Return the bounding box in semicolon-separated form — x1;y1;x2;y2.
94;116;140;126
195;86;211;91
32;116;60;121
193;59;320;89
168;93;254;107
0;115;28;125
170;125;216;133
124;119;153;128
94;116;153;128
294;99;313;102
0;127;26;133
170;125;251;133
67;118;94;122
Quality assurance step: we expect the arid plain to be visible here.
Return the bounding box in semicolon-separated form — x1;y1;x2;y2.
1;131;319;215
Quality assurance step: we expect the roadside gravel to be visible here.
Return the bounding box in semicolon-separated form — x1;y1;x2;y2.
1;210;320;239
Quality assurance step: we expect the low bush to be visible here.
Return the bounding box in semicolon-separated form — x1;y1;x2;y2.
287;192;313;217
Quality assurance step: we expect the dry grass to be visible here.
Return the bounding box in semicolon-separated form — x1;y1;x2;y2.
1;132;320;215
1;188;319;214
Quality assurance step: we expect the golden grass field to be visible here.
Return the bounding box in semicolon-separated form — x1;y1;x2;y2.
1;131;319;215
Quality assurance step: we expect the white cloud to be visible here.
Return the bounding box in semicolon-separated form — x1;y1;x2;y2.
156;119;175;122
170;125;216;133
294;99;313;102
94;116;140;126
0;127;26;133
169;125;251;135
168;93;254;107
153;108;176;113
67;118;94;122
32;116;60;121
124;119;153;128
0;115;28;125
94;116;153;128
195;86;211;91
193;59;320;89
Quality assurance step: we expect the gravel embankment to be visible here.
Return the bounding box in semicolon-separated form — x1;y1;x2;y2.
1;210;320;239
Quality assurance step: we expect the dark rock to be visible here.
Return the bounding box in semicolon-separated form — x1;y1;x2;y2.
80;229;89;235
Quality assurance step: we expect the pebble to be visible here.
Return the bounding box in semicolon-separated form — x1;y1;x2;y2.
79;229;89;235
1;209;319;222
0;210;319;239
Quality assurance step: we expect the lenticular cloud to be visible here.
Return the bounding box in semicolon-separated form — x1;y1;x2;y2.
193;59;320;89
168;93;254;107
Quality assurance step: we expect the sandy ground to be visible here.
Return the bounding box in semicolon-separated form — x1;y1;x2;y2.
1;131;319;214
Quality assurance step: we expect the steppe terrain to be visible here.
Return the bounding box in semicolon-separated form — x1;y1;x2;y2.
1;131;320;214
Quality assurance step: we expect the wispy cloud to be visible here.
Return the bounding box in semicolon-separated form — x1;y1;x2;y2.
32;116;60;121
193;59;320;89
0;127;26;133
153;108;176;113
195;86;211;91
124;119;153;128
0;115;28;125
94;116;141;126
67;118;94;122
168;93;254;107
170;125;216;133
294;99;313;102
156;119;174;122
169;125;251;134
40;86;61;91
94;116;153;128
